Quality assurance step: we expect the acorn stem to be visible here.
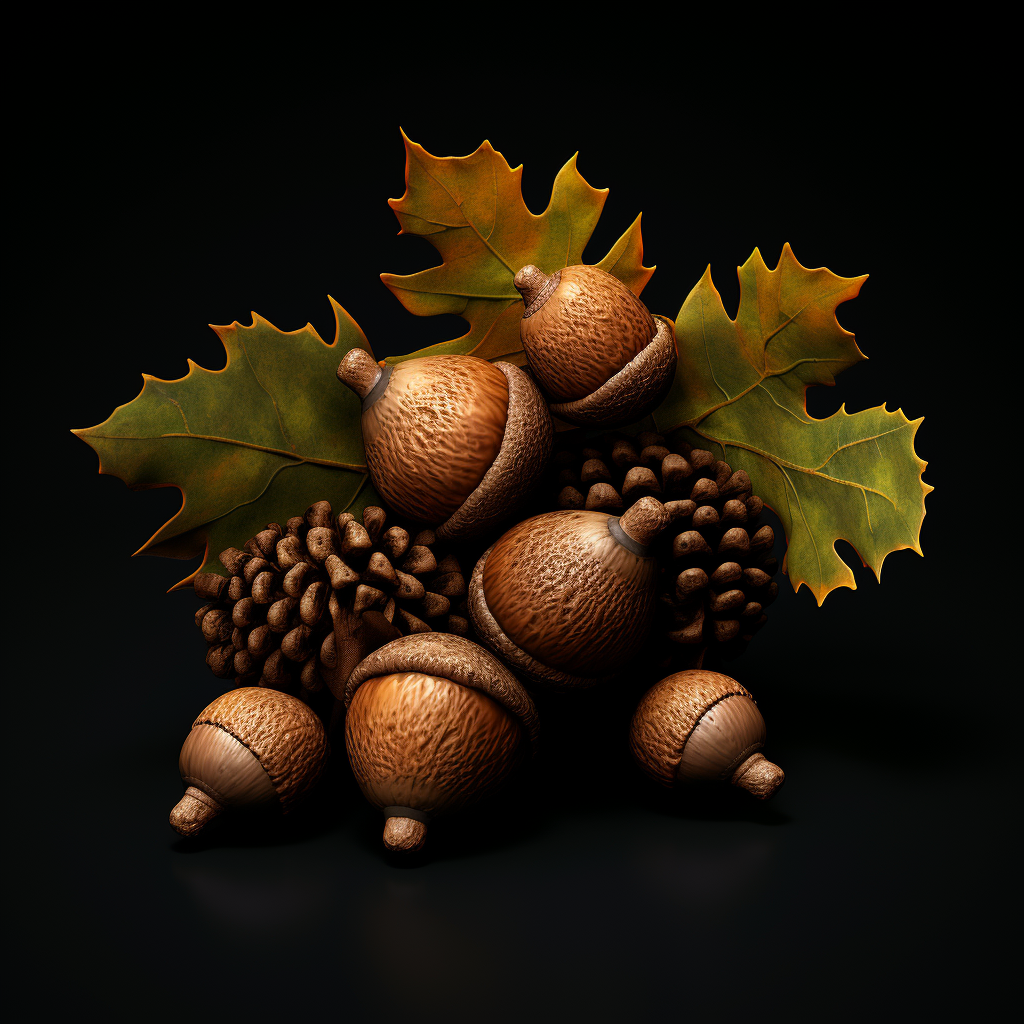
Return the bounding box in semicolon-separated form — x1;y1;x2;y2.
619;496;673;547
169;786;223;835
513;265;551;308
337;348;383;399
731;753;785;800
383;815;428;853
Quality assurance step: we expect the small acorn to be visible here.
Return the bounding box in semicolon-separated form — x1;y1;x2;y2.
513;264;677;427
169;687;328;835
344;633;538;853
469;496;674;689
630;669;784;799
337;350;553;540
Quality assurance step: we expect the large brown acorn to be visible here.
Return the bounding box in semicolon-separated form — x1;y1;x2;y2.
513;264;677;427
336;349;553;540
169;687;328;835
344;633;539;853
630;670;784;799
468;496;675;689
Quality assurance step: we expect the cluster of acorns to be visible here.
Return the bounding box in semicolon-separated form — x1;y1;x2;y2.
174;264;785;853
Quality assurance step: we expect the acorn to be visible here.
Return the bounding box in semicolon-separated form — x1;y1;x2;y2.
630;669;784;799
336;350;553;540
468;496;674;689
513;264;677;427
169;687;328;835
344;633;538;853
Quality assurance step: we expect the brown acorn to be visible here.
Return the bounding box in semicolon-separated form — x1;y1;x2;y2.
513;264;677;427
344;633;539;853
630;670;784;799
468;496;674;689
169;687;329;835
336;350;553;540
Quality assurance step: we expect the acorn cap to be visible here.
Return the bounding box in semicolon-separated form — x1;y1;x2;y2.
344;633;539;751
549;315;677;428
630;669;756;787
192;687;328;811
436;361;553;541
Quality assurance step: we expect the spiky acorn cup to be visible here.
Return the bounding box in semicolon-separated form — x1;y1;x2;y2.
193;501;471;724
549;431;779;669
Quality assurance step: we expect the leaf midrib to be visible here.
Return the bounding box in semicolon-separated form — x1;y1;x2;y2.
412;149;518;277
84;431;368;472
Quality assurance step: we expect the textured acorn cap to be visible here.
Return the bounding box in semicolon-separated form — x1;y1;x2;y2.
629;669;753;787
193;687;328;811
549;315;677;428
437;361;553;540
344;633;539;751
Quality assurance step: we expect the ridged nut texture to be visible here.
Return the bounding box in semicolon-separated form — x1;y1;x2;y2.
192;687;328;811
361;355;509;523
548;316;677;428
178;724;278;809
436;361;554;541
345;672;523;819
630;670;783;799
475;510;659;681
344;635;539;847
518;265;655;402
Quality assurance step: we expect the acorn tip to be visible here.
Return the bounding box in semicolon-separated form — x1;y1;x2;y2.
169;787;223;835
383;815;428;853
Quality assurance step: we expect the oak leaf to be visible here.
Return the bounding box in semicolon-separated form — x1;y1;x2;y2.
73;299;379;589
652;244;930;604
381;131;653;365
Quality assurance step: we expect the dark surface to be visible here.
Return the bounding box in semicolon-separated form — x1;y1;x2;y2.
34;64;1012;1020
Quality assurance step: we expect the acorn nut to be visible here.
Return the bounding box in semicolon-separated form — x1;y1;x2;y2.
630;669;784;799
513;264;678;427
169;687;329;835
337;349;554;540
344;633;539;854
469;496;674;688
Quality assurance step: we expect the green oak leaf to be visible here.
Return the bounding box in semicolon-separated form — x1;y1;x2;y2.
652;244;930;605
381;131;653;364
73;299;379;590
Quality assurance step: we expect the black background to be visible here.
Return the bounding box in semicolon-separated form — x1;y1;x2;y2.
34;48;1012;1021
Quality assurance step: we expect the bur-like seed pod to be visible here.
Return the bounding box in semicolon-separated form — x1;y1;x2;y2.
513;264;678;427
630;669;784;799
169;687;328;835
336;350;553;540
469;496;674;688
344;634;539;854
193;502;472;704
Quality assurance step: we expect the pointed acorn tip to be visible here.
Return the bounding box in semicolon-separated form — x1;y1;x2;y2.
383;815;428;853
513;265;551;308
619;496;672;547
732;754;785;800
337;348;383;399
169;787;223;835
